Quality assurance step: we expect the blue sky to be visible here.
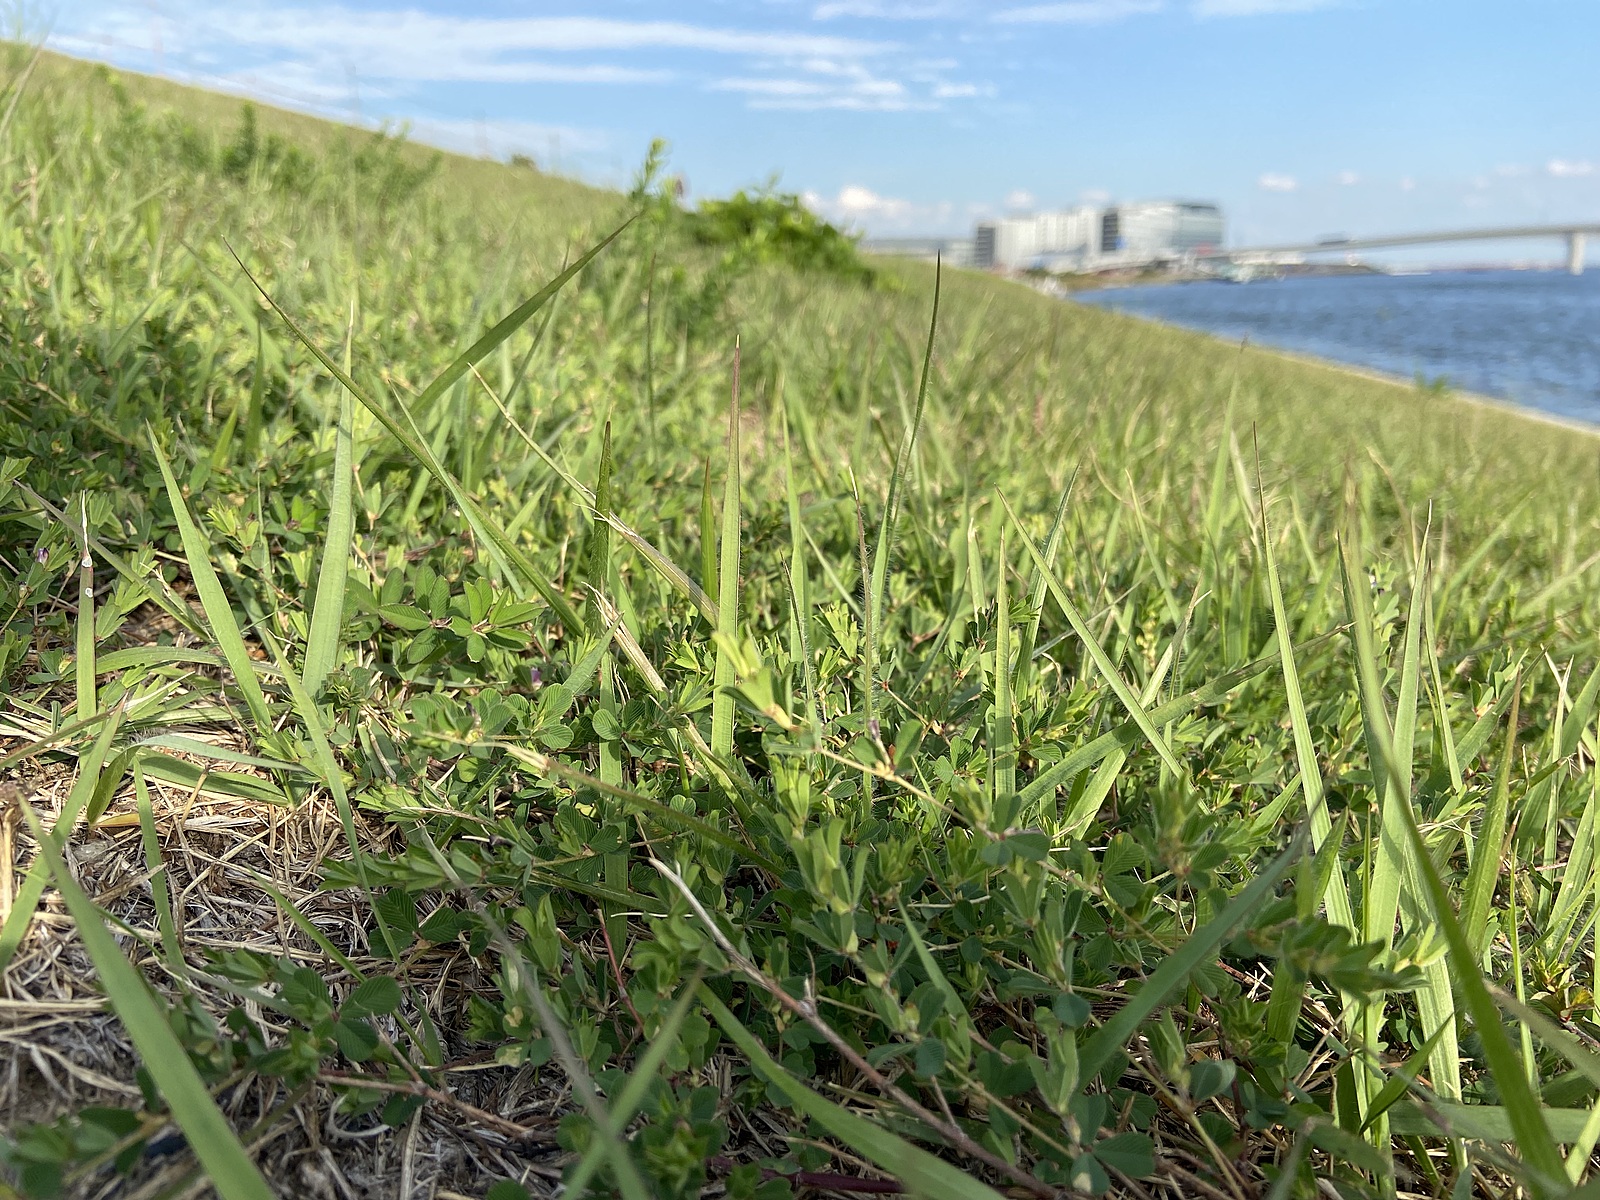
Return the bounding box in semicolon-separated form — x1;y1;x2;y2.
53;1;1600;258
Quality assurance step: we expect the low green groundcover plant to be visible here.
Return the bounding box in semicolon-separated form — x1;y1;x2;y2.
4;47;1600;1200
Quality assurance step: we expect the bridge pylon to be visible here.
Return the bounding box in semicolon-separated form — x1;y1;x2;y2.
1568;232;1586;276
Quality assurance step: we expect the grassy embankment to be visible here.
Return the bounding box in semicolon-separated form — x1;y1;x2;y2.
5;47;1600;1200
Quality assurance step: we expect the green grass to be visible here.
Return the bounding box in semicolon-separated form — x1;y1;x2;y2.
5;44;1600;1200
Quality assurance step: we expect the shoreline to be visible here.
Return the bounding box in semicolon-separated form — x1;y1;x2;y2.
1069;300;1600;442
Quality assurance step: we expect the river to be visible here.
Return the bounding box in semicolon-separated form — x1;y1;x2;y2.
1073;269;1600;426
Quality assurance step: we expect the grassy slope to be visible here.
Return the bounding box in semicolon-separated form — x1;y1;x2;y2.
27;49;613;239
3;46;1600;1200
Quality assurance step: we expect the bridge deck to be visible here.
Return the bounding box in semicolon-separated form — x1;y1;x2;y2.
1201;223;1600;259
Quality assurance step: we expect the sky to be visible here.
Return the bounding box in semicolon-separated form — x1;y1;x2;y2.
50;1;1600;259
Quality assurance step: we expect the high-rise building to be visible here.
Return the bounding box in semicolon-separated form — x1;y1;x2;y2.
974;205;1100;270
974;222;998;269
978;200;1224;271
1101;202;1224;260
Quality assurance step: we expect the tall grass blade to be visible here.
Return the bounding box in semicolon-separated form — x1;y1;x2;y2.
1394;782;1568;1193
133;758;183;969
1014;471;1075;687
992;525;1016;800
13;797;276;1200
236;250;586;631
868;258;939;633
1391;558;1462;1103
1077;833;1301;1085
711;341;742;764
74;496;95;719
1256;455;1353;928
258;629;401;958
780;398;821;736
0;709;124;973
562;978;702;1199
303;386;355;696
149;431;273;730
700;985;1008;1200
1462;684;1520;961
1060;637;1174;836
410;216;634;413
1001;493;1186;779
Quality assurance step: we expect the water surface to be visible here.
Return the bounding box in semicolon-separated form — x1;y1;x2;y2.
1075;270;1600;425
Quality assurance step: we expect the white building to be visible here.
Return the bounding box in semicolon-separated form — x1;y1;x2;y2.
974;206;1100;270
975;199;1225;272
1099;201;1224;261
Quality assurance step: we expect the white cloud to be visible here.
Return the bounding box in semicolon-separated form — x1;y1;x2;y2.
713;52;978;111
60;3;984;120
1005;188;1036;209
801;184;954;232
402;117;609;161
994;1;1163;24
1548;159;1596;178
814;1;966;16
1192;0;1337;14
715;59;950;111
717;78;832;96
1400;176;1416;191
1494;163;1531;177
1336;169;1359;186
225;11;890;61
1080;187;1112;204
1257;172;1297;192
56;5;894;92
837;184;914;218
804;185;962;235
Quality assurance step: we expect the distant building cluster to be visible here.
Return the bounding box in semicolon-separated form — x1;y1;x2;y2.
978;201;1225;271
861;200;1225;274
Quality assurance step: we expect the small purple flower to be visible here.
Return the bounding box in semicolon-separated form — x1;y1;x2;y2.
34;546;48;564
868;718;881;741
529;666;542;687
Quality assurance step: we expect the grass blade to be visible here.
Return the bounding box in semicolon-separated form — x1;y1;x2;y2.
1019;637;1328;809
1393;776;1567;1193
780;394;820;736
149;431;273;730
1014;470;1076;688
303;386;355;696
711;341;742;764
1256;460;1354;929
1001;492;1186;779
1462;682;1520;961
74;496;96;719
868;257;939;634
700;985;1008;1200
993;525;1016;800
1077;832;1302;1086
235;248;587;632
11;794;276;1200
132;757;183;969
562;978;703;1200
1061;639;1175;836
0;708;124;973
412;215;634;412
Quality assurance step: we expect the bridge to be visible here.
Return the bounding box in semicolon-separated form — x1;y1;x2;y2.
1198;222;1600;275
